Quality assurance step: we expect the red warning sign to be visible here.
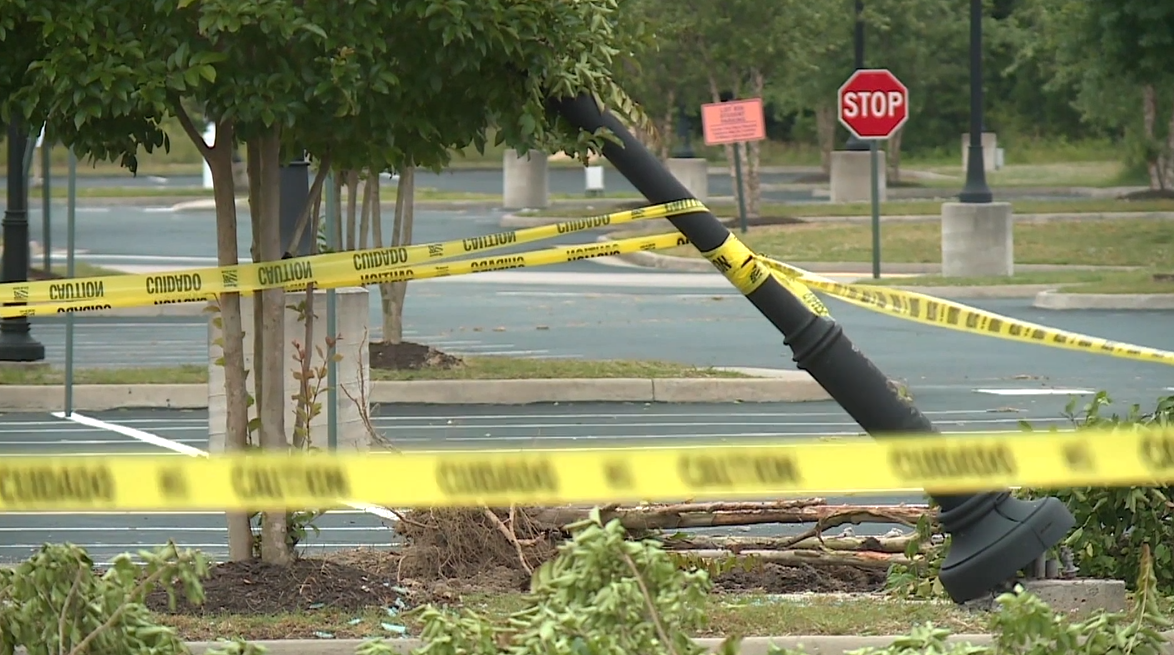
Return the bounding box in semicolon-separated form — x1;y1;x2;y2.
701;98;767;146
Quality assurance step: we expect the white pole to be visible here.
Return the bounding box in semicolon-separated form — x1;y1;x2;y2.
201;123;216;189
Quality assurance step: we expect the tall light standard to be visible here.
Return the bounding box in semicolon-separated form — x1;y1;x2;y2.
958;0;992;203
0;121;46;362
844;0;870;152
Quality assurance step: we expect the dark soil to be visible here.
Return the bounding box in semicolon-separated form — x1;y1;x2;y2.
369;340;462;371
145;558;403;615
142;549;880;617
28;267;65;281
713;563;885;594
1119;188;1174;200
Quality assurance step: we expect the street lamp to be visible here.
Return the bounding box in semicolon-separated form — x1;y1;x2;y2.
0;121;46;362
672;104;695;159
844;0;870;152
958;0;993;203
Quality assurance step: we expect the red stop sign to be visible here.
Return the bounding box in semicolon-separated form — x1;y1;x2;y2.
838;69;909;140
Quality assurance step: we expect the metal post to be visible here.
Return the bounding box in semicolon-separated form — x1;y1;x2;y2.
551;93;1074;604
324;170;338;451
280;152;312;257
869;140;881;279
732;143;748;234
40;134;50;273
672;105;695;158
64;150;77;415
959;0;993;203
0;122;46;362
844;0;870;152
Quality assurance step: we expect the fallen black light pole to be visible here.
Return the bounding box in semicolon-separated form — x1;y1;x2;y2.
549;94;1075;604
0;121;46;362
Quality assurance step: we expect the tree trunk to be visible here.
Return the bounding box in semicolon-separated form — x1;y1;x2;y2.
358;172;375;251
344;170;360;251
380;166;414;344
195;119;252;562
815;103;837;175
707;73;740;196
255;127;291;565
1143;85;1163;190
662;533;918;554
1162;100;1174;189
672;549;909;570
887;126;904;183
656;89;676;161
246;139;265;418
745;68;764;218
331;173;344;250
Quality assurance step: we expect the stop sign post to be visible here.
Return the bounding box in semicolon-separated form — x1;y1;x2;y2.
838;69;909;280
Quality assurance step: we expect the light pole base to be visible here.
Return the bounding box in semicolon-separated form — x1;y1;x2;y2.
0;323;46;362
938;493;1075;603
844;134;871;152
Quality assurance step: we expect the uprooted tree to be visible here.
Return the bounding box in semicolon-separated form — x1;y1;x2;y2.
2;0;650;564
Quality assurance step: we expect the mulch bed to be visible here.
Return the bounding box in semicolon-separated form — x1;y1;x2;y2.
142;551;881;617
1119;188;1174;201
145;558;403;615
369;340;462;370
713;563;885;594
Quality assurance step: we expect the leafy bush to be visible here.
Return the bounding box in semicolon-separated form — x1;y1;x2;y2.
1019;392;1174;593
0;542;254;655
779;545;1170;655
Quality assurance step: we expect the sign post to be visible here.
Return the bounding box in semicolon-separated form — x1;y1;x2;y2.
700;97;766;234
837;69;909;279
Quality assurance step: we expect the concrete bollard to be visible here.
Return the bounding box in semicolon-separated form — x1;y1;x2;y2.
666;158;709;203
961;132;999;172
207;287;373;453
830;150;886;204
941;202;1014;277
502;149;549;210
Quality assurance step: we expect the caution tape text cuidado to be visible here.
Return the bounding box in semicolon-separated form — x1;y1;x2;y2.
0;199;710;313
1;427;1172;511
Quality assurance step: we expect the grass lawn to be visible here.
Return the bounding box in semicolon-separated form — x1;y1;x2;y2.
864;269;1174;294
641;217;1172;268
151;593;987;641
525;198;1174;221
0;358;745;385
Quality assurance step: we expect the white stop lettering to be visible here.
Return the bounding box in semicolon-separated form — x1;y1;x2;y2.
842;91;905;118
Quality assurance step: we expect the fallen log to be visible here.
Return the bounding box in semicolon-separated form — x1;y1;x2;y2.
529;501;933;531
661;534;919;554
671;549;910;570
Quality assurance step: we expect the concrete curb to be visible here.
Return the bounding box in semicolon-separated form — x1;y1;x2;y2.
175;632;1174;655
0;375;831;411
1033;289;1174;311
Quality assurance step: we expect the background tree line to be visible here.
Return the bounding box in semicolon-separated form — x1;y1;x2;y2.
615;0;1174;197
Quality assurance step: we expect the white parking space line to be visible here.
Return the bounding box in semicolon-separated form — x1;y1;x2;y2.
52;412;398;524
974;388;1094;396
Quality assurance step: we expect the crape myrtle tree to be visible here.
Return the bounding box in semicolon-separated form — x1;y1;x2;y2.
1;0;647;564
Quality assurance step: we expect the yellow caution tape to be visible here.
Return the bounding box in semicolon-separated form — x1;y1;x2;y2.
1;426;1171;511
0;232;691;318
701;235;771;296
757;257;1174;367
0;199;707;307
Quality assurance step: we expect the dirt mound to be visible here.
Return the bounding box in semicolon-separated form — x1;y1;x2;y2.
146;558;402;615
714;563;885;594
369;340;462;370
394;507;559;583
1119;188;1174;200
